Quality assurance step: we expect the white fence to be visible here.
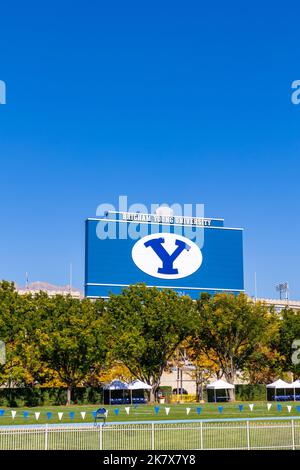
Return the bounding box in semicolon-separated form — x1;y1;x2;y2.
0;418;300;450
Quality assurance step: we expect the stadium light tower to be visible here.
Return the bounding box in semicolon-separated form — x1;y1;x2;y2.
276;282;289;300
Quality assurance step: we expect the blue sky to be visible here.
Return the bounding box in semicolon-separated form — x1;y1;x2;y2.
0;1;300;298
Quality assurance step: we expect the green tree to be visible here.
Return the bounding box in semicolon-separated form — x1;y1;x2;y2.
15;292;59;386
35;295;109;404
107;284;196;402
191;293;277;396
278;308;300;378
0;281;26;386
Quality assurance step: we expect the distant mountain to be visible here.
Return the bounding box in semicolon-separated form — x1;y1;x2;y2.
17;281;82;294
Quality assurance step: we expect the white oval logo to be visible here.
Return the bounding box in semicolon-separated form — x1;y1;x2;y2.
132;233;202;279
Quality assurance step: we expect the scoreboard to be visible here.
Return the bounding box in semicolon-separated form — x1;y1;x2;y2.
85;211;244;299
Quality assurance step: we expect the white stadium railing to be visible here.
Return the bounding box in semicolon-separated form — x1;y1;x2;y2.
0;418;300;450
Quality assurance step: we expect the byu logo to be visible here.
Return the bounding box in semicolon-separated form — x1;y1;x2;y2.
132;233;202;279
144;237;190;275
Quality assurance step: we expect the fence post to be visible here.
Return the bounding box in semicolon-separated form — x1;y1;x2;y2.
246;421;250;450
291;420;295;451
151;423;155;450
200;422;203;450
45;424;48;451
99;424;103;450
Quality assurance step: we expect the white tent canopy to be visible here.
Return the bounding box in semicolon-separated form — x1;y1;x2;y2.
266;379;299;402
266;379;293;389
206;379;235;403
104;380;128;390
128;380;152;390
104;380;129;405
207;379;235;390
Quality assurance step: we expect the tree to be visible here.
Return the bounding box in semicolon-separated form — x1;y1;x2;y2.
14;292;61;387
98;362;132;385
241;344;283;384
183;345;220;401
191;293;277;397
107;284;196;402
0;281;26;386
34;295;109;404
278;308;300;378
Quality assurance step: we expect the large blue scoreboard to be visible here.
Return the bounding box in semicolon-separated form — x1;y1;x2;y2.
85;211;244;299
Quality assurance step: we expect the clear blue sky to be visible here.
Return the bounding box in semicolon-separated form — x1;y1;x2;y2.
0;1;300;298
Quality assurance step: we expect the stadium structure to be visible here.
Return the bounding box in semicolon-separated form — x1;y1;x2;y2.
12;208;300;397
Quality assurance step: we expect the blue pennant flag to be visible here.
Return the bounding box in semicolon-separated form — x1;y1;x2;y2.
297;406;300;413
47;412;52;420
92;411;97;418
23;411;29;419
218;406;223;414
277;404;282;412
239;405;243;412
114;408;119;416
0;410;4;417
154;406;160;415
197;407;202;415
69;412;75;420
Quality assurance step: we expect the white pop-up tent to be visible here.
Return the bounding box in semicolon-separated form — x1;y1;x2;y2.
104;380;129;405
105;380;128;390
291;380;300;401
206;379;235;403
128;380;152;390
128;380;152;404
266;379;293;401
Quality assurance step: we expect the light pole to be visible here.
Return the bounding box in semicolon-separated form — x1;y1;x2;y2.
276;282;289;301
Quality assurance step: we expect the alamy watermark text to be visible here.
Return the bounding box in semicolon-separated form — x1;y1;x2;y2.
0;80;6;105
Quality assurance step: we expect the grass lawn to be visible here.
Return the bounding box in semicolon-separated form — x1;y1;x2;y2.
0;401;299;426
0;403;300;450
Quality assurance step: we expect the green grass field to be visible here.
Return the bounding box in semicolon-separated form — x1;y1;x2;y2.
0;403;300;450
0;401;299;426
0;415;299;450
